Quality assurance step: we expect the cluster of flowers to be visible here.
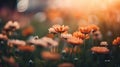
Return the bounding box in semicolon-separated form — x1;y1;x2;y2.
0;21;120;67
48;24;120;67
0;21;20;67
47;24;111;67
48;24;107;54
49;24;100;45
0;21;60;67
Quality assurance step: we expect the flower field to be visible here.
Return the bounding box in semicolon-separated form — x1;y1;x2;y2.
0;21;120;67
0;0;120;67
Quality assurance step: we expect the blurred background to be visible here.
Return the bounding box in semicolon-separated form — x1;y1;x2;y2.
0;0;120;67
0;0;120;43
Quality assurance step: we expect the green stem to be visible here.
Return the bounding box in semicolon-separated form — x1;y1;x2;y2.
83;39;86;65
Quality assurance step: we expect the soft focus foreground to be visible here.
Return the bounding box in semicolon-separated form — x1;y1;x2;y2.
0;0;120;67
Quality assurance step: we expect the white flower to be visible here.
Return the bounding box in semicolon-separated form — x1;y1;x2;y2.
48;28;57;33
27;36;48;47
61;33;72;39
100;41;108;46
41;37;58;47
8;39;26;46
27;36;58;47
4;21;20;30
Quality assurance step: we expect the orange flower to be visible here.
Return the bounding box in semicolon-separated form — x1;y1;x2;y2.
91;46;109;54
53;25;69;33
79;26;91;34
67;36;83;45
73;31;86;39
89;24;99;32
22;26;34;36
58;63;74;67
48;25;69;33
18;45;35;52
113;40;118;45
112;37;120;45
41;51;61;61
